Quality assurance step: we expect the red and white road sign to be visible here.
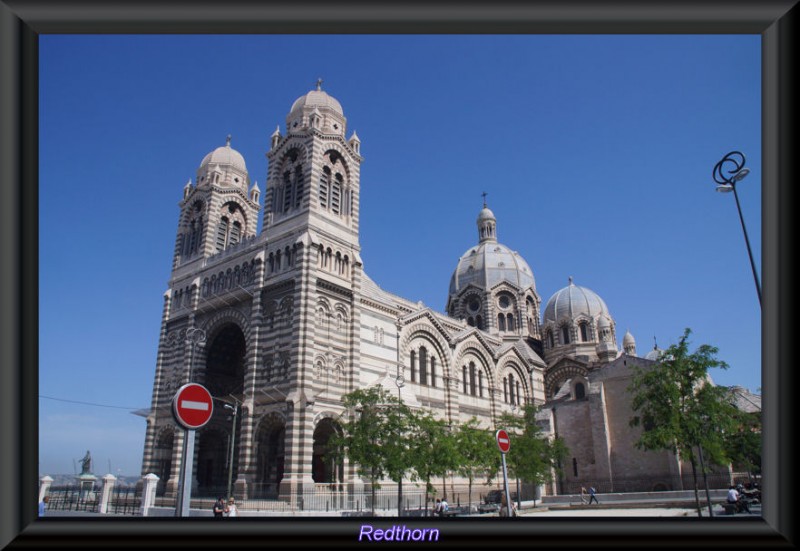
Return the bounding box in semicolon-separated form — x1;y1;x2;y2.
496;429;511;454
173;383;214;430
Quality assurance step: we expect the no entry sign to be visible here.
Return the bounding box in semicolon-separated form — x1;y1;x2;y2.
496;429;511;454
173;383;214;430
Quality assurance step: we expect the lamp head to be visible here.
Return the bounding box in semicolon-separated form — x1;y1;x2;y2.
715;184;734;193
732;167;750;182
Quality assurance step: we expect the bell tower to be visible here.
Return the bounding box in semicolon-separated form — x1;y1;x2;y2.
173;136;261;270
264;80;363;251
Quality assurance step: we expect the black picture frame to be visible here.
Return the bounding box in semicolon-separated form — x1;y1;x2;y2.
1;1;795;548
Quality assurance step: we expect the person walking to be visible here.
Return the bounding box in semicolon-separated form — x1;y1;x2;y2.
226;497;238;517
439;498;449;517
213;496;226;518
38;496;49;517
588;486;599;505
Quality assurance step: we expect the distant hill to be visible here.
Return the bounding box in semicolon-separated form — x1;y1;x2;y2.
41;474;140;487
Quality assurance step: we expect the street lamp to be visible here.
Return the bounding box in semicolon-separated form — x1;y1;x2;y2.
224;398;239;500
395;374;405;517
712;151;762;307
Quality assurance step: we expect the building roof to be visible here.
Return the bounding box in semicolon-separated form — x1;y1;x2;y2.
543;277;612;325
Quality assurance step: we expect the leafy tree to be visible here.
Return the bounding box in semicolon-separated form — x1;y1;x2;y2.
330;386;411;515
629;328;738;517
453;417;498;509
498;403;569;507
722;400;761;481
406;410;459;516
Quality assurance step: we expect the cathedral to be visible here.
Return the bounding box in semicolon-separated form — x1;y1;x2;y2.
140;84;731;502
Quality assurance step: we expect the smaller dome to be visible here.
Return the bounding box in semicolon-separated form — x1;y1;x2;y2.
645;346;664;361
289;89;344;117
200;136;247;173
477;207;496;223
543;278;612;325
623;330;635;346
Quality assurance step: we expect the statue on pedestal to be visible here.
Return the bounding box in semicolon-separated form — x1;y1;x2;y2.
80;450;92;475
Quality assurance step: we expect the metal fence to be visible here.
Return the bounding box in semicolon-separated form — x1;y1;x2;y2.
558;472;735;495
109;485;142;515
46;485;99;512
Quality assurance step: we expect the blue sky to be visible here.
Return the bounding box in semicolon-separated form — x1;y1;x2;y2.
39;34;761;477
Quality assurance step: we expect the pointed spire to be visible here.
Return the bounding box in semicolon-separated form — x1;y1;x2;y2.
653;336;658;350
271;125;281;137
251;180;260;192
184;179;192;189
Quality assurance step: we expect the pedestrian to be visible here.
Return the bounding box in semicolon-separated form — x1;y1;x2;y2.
588;486;599;505
434;498;442;517
226;497;238;517
38;496;49;517
439;497;449;517
213;496;226;518
580;486;588;504
499;493;515;517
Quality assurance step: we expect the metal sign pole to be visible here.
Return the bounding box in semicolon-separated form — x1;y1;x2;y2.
175;428;195;517
501;452;513;517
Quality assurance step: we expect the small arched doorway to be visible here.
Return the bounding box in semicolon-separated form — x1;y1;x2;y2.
312;418;343;484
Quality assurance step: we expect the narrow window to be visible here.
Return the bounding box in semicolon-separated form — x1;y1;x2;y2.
319;167;330;208
503;377;508;403
463;366;468;393
294;169;304;209
410;351;416;383
469;362;476;396
331;174;342;215
547;329;554;348
498;314;506;331
467;317;474;327
419;347;428;386
575;383;586;400
216;217;229;251
476;315;483;330
509;373;515;405
283;171;292;212
430;356;436;388
507;314;514;331
230;221;241;245
561;325;570;345
478;370;484;397
572;458;579;477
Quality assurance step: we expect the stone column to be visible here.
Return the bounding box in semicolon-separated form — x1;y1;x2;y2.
39;476;53;502
139;473;160;517
98;474;117;514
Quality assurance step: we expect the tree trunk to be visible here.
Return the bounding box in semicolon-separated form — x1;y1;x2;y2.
689;456;702;518
697;445;714;517
468;477;473;513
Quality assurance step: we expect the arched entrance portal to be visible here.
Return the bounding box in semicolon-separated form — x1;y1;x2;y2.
255;414;285;498
312;418;343;484
196;323;246;496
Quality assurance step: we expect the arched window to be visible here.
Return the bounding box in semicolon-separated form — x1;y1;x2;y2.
478;370;484;397
579;322;589;342
476;316;483;330
467;317;474;327
463;366;468;393
410;350;416;383
575;382;586;400
503;377;508;402
561;325;570;345
430;356;436;388
509;373;516;405
507;314;514;331
419;347;428;386
547;329;554;348
230;221;241;245
498;314;506;331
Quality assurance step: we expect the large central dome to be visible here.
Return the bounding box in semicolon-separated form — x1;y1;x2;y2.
449;204;536;295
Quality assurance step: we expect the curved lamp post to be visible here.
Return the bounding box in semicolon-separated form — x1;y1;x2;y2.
712;151;762;307
395;374;405;517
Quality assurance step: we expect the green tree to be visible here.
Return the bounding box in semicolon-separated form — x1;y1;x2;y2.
330;386;411;515
629;328;737;518
406;411;459;516
498;403;569;508
453;418;498;509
